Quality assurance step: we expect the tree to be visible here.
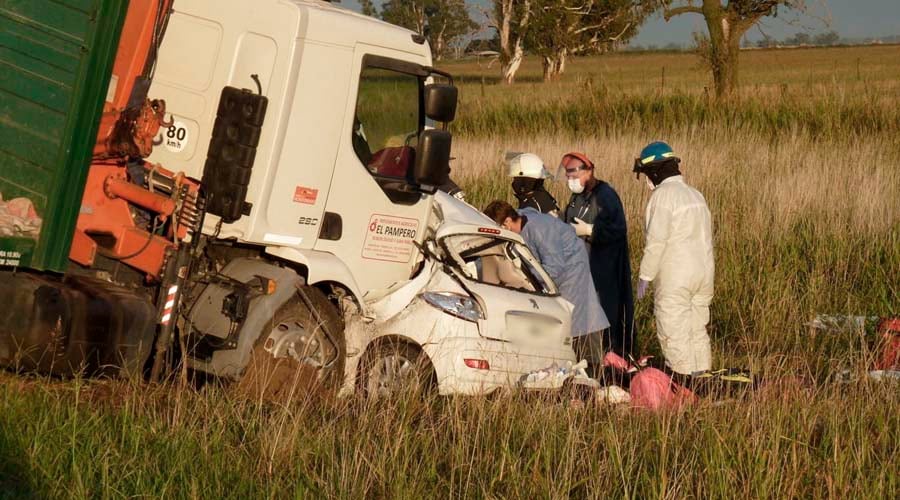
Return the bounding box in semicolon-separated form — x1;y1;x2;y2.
663;1;810;98
360;0;378;17
486;0;533;84
813;30;839;45
526;0;652;81
381;0;477;61
428;0;477;61
787;31;811;45
755;35;775;48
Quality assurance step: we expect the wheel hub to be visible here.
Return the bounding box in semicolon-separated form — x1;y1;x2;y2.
367;353;419;396
263;321;326;368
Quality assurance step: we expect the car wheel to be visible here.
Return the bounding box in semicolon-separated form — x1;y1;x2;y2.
235;286;345;402
359;340;435;398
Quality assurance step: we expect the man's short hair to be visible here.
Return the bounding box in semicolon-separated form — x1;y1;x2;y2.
483;200;519;225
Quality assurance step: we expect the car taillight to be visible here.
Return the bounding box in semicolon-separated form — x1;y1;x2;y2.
464;358;490;370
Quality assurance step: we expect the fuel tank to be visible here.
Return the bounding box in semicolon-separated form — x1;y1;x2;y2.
0;272;156;378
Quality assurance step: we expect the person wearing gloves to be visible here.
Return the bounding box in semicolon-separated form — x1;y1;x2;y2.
558;152;635;357
633;141;715;378
506;152;559;215
484;200;610;372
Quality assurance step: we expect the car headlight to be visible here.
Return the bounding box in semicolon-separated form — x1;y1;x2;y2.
421;292;483;323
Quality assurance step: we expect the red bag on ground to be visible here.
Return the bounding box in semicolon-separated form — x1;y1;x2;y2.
602;352;697;411
629;367;698;411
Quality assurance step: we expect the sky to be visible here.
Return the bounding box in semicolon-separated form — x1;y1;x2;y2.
341;0;900;46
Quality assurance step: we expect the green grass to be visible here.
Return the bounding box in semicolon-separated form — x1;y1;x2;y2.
1;46;898;498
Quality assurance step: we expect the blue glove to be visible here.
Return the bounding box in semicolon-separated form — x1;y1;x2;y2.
637;279;650;300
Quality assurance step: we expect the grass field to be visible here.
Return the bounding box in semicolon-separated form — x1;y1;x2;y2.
443;45;900;139
1;46;898;498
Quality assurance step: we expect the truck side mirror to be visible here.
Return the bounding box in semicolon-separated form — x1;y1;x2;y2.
414;129;451;188
424;84;457;123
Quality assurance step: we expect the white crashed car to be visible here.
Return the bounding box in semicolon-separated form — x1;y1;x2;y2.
342;192;577;396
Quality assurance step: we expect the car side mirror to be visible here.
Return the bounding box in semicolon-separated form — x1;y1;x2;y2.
414;129;451;189
424;84;457;123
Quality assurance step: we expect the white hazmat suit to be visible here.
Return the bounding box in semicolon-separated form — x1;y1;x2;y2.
639;175;714;375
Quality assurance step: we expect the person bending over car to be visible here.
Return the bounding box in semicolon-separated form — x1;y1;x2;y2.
484;200;610;374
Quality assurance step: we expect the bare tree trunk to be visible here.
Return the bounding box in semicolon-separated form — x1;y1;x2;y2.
715;34;741;98
707;15;748;98
493;0;530;84
552;48;567;79
433;28;446;61
542;56;557;82
503;44;524;84
414;4;426;34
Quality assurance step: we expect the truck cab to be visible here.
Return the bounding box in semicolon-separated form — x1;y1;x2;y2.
148;0;445;301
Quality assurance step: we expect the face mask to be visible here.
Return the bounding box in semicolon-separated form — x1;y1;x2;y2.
646;177;656;191
567;178;584;194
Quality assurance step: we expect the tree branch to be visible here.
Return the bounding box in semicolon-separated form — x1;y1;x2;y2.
663;5;703;21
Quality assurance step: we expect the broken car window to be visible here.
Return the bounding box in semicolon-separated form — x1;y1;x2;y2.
442;234;556;295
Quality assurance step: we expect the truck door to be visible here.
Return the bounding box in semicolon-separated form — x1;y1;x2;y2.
314;48;434;299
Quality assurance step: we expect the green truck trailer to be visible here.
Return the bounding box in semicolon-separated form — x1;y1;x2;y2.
0;1;161;378
0;0;127;272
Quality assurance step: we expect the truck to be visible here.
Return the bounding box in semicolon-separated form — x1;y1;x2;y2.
0;0;576;398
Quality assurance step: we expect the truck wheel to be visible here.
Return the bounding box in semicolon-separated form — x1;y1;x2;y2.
359;340;436;398
235;286;345;402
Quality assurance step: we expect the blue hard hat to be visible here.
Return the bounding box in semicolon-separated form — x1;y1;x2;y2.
638;141;679;166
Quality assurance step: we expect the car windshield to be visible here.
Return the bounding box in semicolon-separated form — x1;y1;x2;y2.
441;233;557;295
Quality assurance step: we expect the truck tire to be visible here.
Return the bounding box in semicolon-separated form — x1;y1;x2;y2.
234;286;345;402
358;340;436;398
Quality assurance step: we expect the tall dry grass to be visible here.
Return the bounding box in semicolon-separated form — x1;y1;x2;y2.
452;128;899;374
1;373;897;498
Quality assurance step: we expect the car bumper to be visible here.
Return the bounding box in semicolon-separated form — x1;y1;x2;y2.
424;336;577;396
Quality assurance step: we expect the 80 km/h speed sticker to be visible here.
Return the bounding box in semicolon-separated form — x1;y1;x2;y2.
162;120;190;153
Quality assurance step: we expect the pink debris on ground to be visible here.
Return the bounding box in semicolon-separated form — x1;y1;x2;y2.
603;351;697;411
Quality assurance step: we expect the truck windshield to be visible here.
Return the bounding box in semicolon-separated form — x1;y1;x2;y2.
441;234;557;295
352;66;421;180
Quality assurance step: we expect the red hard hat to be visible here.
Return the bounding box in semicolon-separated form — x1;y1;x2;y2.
560;152;594;170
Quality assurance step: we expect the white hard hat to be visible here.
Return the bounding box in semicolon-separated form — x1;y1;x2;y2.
505;152;551;179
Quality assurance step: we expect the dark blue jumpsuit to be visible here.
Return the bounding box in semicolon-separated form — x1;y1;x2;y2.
561;180;635;356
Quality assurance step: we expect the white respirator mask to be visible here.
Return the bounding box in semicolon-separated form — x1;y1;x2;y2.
567;178;585;194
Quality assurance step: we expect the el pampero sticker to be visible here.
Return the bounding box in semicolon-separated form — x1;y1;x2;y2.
362;214;419;263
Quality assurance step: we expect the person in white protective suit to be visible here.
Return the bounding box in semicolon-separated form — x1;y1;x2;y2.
632;142;715;376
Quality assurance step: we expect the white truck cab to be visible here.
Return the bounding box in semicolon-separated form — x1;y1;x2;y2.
145;0;575;395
